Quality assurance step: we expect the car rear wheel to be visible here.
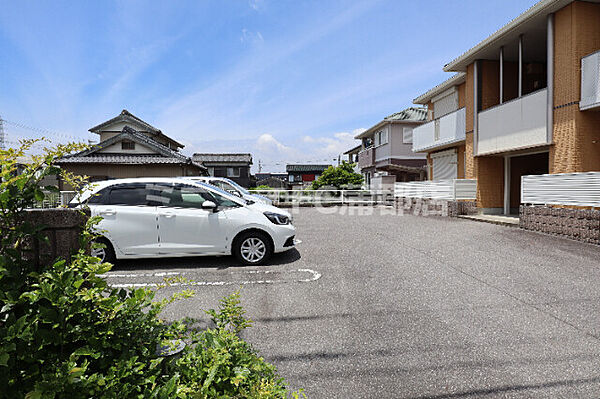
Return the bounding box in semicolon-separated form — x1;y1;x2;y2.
234;232;273;265
91;237;116;264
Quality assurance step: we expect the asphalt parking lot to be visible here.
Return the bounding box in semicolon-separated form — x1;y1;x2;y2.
105;206;600;398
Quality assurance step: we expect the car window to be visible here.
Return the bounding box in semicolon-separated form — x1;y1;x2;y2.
173;185;215;208
107;184;149;206
87;187;110;205
209;190;241;208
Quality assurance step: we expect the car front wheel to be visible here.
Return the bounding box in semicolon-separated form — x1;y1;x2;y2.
233;232;273;265
91;237;116;264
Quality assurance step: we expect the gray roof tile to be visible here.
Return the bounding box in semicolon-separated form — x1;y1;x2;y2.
193;153;253;164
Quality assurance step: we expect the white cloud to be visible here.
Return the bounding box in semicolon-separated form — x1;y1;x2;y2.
256;133;292;153
301;130;361;156
240;29;264;44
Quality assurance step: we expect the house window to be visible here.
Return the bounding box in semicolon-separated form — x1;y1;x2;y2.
375;130;388;146
227;167;240;177
403;127;413;144
121;140;135;150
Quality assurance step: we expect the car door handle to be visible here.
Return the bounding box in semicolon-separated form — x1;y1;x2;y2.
160;212;176;218
100;208;116;216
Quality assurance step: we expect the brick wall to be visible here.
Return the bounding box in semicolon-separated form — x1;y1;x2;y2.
465;132;475;178
475;156;503;209
480;60;500;111
458;82;466;108
466;64;474;133
457;144;466;179
552;1;600;173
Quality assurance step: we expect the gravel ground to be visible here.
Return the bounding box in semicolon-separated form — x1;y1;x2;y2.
107;206;600;398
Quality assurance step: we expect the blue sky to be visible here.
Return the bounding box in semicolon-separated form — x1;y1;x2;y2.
1;0;536;171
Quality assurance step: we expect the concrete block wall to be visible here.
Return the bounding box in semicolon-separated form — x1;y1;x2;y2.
396;197;477;218
21;209;89;269
520;205;600;245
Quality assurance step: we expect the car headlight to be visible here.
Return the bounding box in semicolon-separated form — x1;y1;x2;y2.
264;211;291;225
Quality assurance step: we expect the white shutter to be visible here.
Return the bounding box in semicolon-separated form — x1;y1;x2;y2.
431;149;457;180
433;91;459;119
403;127;413;144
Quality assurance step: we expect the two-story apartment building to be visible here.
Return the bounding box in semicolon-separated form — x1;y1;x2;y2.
355;107;428;186
413;0;600;215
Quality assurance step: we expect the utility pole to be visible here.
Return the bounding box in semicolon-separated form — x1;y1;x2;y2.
258;159;263;173
0;116;5;150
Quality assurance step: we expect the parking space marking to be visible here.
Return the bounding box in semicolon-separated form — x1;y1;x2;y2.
100;271;182;278
105;268;321;288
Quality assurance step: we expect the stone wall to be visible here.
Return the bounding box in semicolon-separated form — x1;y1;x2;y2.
520;205;600;245
396;197;477;217
22;209;89;268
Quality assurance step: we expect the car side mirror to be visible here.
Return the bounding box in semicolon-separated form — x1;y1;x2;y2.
202;200;217;211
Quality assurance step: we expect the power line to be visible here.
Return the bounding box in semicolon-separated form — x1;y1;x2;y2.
2;118;84;142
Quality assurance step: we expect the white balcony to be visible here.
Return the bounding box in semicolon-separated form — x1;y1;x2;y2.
477;88;547;155
581;50;600;111
412;108;466;153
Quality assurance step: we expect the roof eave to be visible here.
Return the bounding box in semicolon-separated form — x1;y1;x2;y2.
443;0;572;72
413;73;466;104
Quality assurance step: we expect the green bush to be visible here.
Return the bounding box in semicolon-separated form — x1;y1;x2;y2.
250;185;273;191
311;161;363;190
0;140;301;398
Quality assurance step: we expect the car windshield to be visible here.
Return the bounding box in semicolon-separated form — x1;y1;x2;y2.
223;179;250;195
193;182;248;205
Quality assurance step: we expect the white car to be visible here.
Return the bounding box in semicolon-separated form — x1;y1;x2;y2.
183;177;273;205
71;178;297;265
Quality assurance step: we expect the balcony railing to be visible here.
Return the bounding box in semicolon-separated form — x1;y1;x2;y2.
581;50;600;111
358;147;375;169
477;88;547;155
412;108;466;152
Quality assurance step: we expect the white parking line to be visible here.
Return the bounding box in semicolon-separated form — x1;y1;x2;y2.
100;271;183;278
105;268;322;288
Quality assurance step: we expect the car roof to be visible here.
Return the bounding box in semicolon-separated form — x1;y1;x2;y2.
74;177;244;204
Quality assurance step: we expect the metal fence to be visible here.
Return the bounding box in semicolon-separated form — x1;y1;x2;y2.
394;179;477;201
251;189;395;206
521;172;600;207
33;191;76;208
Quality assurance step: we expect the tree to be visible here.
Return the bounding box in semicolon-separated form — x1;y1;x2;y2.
311;161;363;190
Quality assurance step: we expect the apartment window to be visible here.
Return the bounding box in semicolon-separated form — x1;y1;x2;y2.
227;167;240;177
121;140;135;150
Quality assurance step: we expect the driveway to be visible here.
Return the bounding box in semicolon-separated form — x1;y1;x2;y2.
105;206;600;398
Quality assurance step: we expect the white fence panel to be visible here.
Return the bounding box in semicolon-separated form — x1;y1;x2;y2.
395;179;476;201
521;172;600;207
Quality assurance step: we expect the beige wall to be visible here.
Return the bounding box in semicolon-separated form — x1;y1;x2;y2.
98;141;156;154
59;163;202;190
552;1;600;173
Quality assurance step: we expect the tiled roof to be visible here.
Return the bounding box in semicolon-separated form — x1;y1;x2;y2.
384;107;428;122
57;126;205;170
88;109;184;149
286;164;331;173
56;155;189;165
193;153;253;164
89;109;160;134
